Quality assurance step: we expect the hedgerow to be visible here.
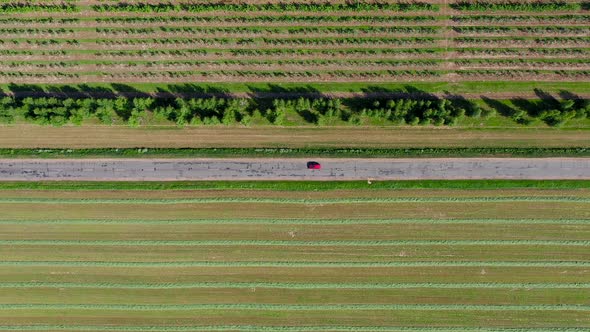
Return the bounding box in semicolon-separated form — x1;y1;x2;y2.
0;96;587;127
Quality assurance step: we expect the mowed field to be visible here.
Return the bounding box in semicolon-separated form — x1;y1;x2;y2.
0;185;588;330
0;125;589;149
0;0;588;85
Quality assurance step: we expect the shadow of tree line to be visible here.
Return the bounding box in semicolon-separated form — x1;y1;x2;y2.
1;83;588;126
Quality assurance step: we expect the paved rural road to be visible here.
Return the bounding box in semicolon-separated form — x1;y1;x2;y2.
0;158;588;180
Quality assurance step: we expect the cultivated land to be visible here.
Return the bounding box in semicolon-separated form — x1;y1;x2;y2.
0;0;588;86
0;183;588;330
1;0;589;330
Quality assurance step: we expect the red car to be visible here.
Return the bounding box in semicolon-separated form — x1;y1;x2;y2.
307;161;321;170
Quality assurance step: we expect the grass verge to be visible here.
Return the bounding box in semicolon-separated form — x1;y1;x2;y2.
0;180;587;190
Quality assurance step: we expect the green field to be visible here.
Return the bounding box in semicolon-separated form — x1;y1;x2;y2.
0;183;588;330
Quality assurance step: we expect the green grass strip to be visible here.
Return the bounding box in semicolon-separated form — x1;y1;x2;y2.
0;327;587;332
0;304;588;311
0;282;588;289
0;240;587;246
0;197;587;204
0;261;588;267
0;219;586;225
0;180;587;191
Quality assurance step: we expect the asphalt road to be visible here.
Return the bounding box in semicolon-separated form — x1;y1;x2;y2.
0;158;588;181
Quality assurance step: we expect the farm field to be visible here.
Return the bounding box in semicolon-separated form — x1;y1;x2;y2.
0;125;589;150
0;182;588;330
0;0;588;86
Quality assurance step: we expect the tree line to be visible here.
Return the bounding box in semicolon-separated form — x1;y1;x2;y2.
0;96;587;127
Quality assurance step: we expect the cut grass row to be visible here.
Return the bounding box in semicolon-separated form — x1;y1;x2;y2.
2;265;587;283
0;221;588;240
0;202;585;219
0;244;586;262
0;288;588;305
0;308;586;327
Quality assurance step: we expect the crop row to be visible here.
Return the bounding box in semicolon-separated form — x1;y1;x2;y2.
102;69;441;79
452;26;590;35
0;2;77;13
0;39;78;46
0;48;440;58
450;1;585;11
0;18;78;25
3;69;588;80
94;59;590;70
0;28;74;35
454;48;590;56
2;55;588;71
1;26;587;39
453;37;590;45
451;14;590;24
96;26;440;36
0;59;441;68
92;48;439;58
1;15;587;27
91;2;439;13
94;15;439;25
0;72;78;78
96;37;436;47
454;58;590;67
5;37;587;48
0;50;66;56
